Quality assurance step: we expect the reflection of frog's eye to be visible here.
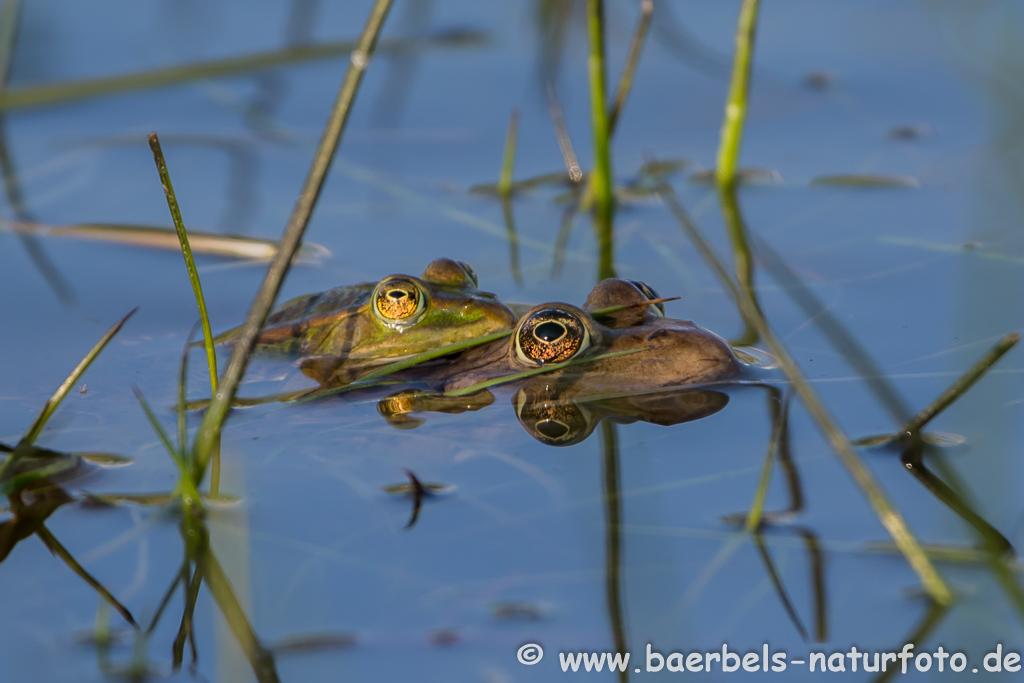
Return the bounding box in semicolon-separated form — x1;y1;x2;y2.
627;280;665;316
373;277;426;324
515;307;590;365
514;388;593;446
457;261;479;288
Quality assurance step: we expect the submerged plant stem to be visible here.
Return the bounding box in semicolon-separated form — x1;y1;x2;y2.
192;0;395;478
715;0;759;188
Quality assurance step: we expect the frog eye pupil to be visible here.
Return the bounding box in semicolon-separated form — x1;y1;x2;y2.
536;419;570;440
534;321;566;343
388;290;407;299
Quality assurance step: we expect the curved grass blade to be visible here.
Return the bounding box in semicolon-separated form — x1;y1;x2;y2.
192;0;396;480
296;333;514;403
149;133;218;398
0;309;135;486
444;347;645;397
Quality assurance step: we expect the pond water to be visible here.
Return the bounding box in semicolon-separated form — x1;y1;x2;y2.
2;0;1023;680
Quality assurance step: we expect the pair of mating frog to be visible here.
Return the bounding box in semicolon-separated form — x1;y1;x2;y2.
225;258;746;444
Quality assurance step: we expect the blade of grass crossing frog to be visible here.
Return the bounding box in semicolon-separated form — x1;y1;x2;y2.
191;0;396;480
445;348;646;397
297;329;513;402
149;133;218;397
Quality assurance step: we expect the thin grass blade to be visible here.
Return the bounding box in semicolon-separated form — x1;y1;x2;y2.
444;347;645;397
149;133;218;397
0;308;136;488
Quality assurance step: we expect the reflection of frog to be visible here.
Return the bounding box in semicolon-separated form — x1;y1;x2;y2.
511;382;730;446
216;258;517;383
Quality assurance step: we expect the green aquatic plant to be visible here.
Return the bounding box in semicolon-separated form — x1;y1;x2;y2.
715;0;759;188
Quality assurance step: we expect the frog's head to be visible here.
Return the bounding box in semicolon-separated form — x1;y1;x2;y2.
583;278;666;328
506;302;741;391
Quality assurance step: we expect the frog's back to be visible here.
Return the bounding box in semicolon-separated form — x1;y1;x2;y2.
264;283;374;328
211;283;374;354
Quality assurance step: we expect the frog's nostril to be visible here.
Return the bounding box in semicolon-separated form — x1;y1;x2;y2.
646;329;670;342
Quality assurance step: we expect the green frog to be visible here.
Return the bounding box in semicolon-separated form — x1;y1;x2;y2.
216;258;518;383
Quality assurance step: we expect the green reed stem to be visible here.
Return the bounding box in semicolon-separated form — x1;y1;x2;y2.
149;133;218;398
715;0;759;188
576;0;654;213
498;109;519;197
586;0;614;280
901;333;1019;437
191;0;395;480
0;32;478;112
658;184;953;605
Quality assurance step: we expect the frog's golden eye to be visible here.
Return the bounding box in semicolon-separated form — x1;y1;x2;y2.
457;261;479;288
627;280;665;316
373;277;427;324
515;307;590;365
